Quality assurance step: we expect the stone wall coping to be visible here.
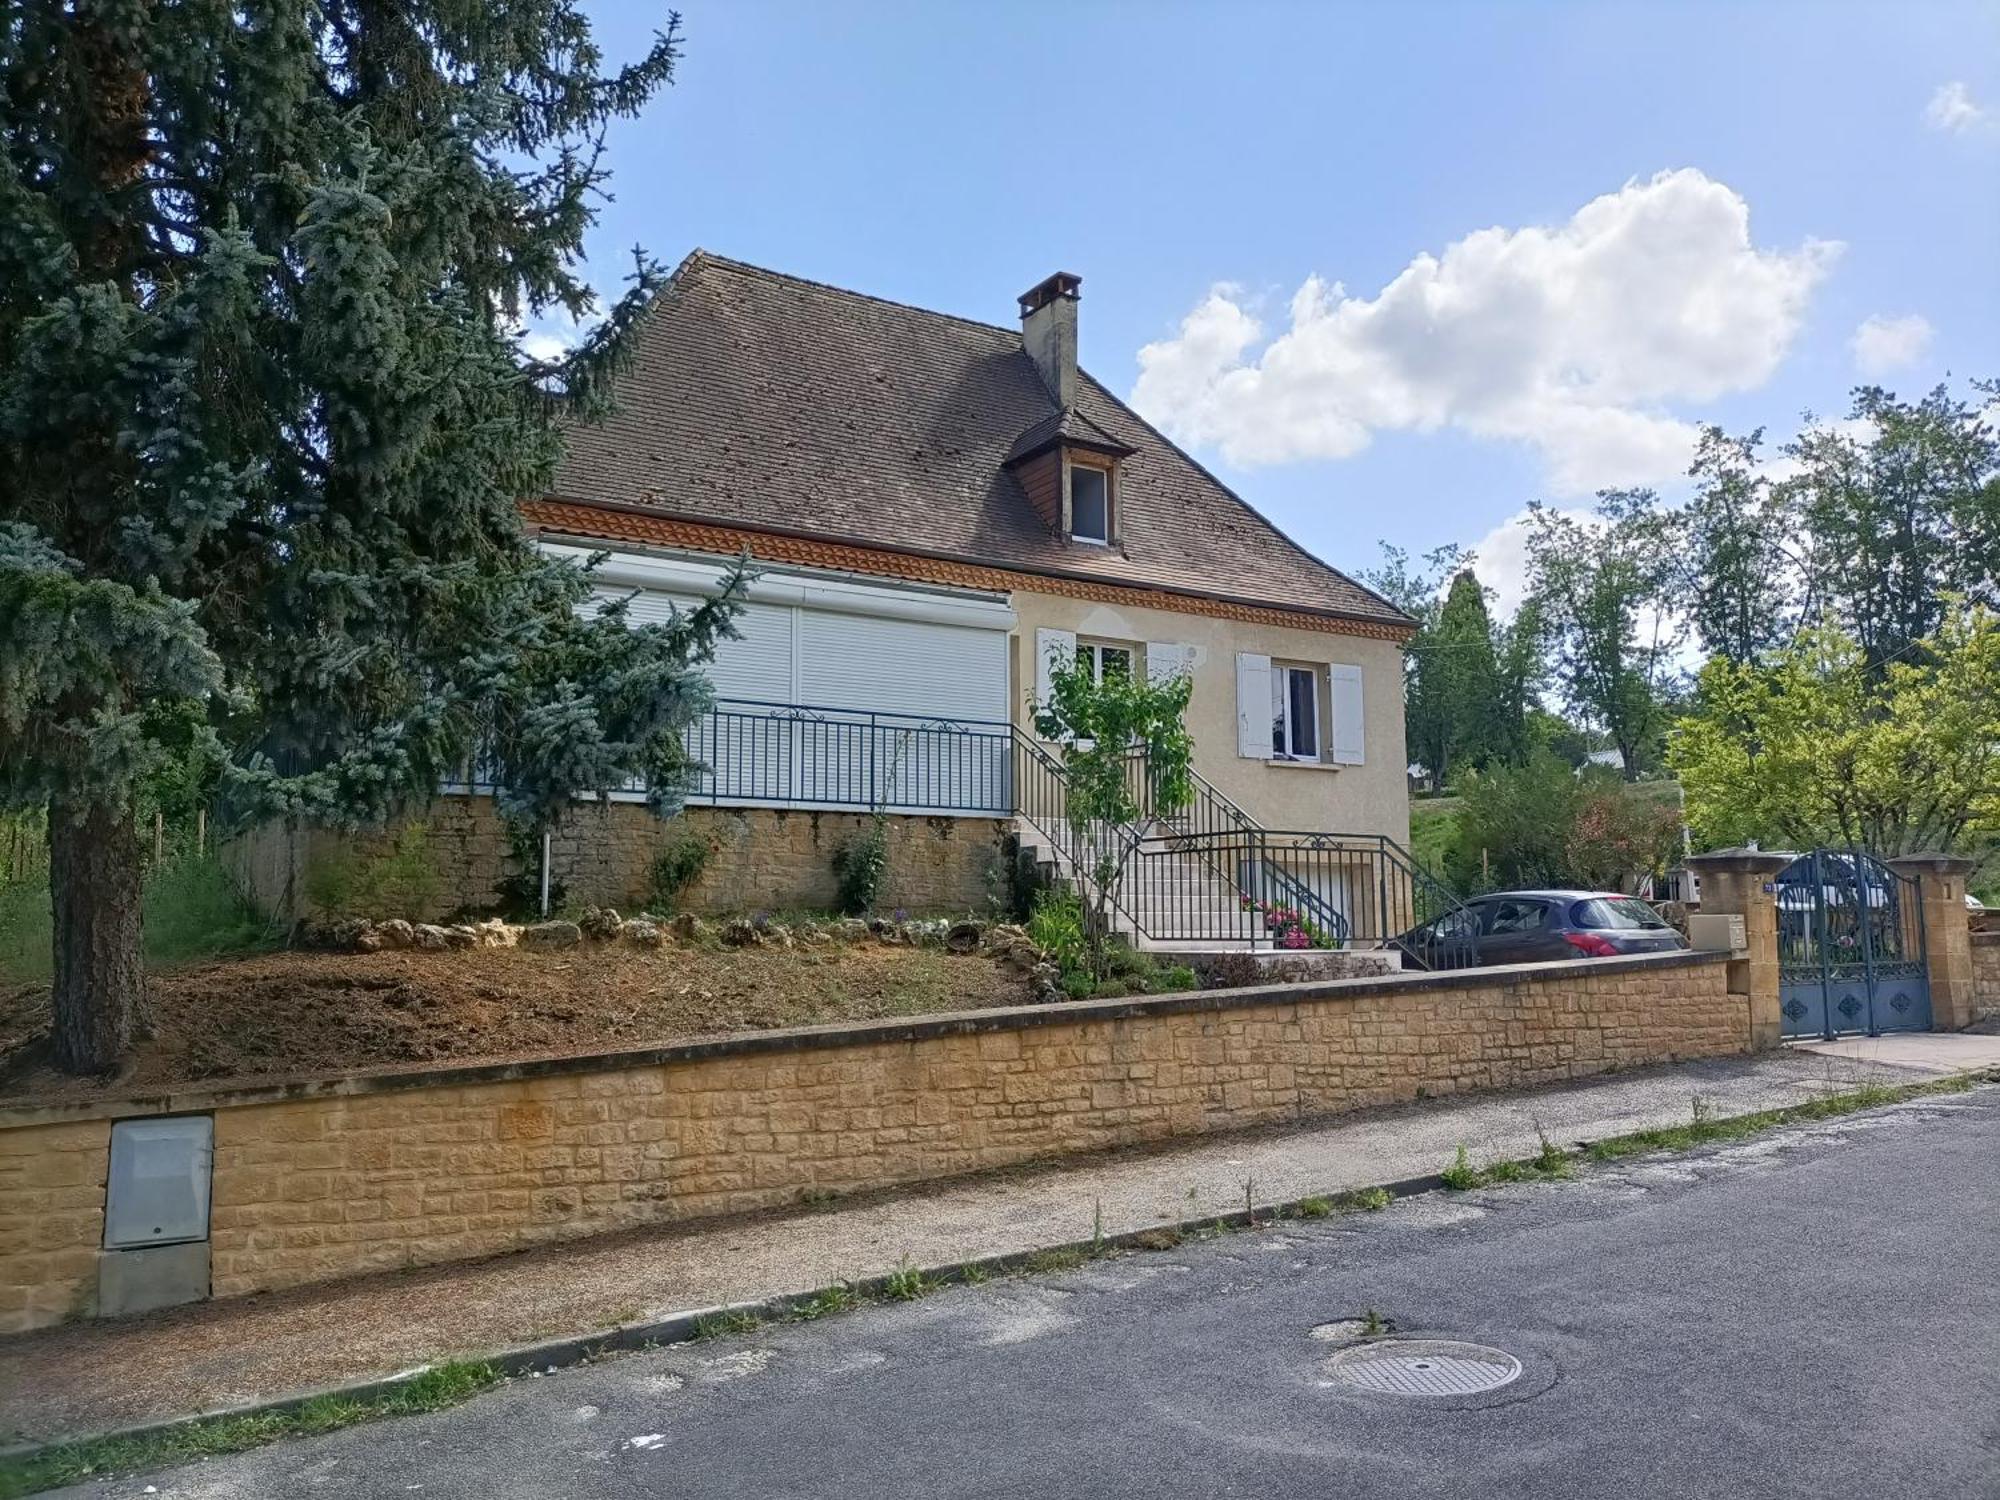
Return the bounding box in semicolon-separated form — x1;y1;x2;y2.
1885;852;1977;877
1685;848;1795;875
1970;929;2000;947
0;949;1727;1131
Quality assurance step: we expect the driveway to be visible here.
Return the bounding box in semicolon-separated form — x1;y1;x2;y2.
52;1083;2000;1498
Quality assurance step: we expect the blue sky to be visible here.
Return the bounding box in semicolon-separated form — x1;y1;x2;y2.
565;0;1998;604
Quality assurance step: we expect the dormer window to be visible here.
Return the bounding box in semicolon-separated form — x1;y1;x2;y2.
1069;463;1110;545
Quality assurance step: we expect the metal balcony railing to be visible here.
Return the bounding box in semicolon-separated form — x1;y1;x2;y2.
447;697;1016;817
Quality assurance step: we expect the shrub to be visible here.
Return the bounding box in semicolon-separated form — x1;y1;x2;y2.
305;821;441;921
647;828;712;911
1028;887;1086;974
832;815;890;915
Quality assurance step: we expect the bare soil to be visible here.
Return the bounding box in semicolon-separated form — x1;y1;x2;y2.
0;940;1035;1104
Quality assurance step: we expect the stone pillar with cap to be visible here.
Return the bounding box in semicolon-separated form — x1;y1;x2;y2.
1685;848;1793;1051
1886;853;1978;1031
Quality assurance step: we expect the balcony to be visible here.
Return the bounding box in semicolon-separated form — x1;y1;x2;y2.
447;697;1016;817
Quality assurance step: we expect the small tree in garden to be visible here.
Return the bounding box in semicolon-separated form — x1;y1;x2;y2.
1033;649;1193;978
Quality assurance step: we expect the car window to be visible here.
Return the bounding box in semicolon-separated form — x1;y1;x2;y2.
1572;897;1670;930
1485;899;1552;935
1426;907;1481;941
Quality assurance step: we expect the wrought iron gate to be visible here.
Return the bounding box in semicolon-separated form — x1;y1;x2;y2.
1775;850;1930;1039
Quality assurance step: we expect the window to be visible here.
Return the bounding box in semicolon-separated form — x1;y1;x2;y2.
1070;465;1109;544
1078;640;1132;683
1572;898;1671;931
1269;663;1320;760
1484;899;1552;935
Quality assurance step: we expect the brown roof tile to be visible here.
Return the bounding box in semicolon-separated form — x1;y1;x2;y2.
551;251;1410;631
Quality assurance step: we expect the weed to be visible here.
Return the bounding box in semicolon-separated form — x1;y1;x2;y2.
691;1309;763;1341
1130;1227;1184;1251
789;1285;859;1322
1690;1091;1713;1126
831;815;890;915
958;1261;991;1287
1483;1159;1533;1184
1337;1186;1394;1212
1439;1144;1480;1191
0;1361;498;1495
1022;1246;1088;1274
1294;1196;1334;1219
1091;1198;1105;1255
647;829;712;911
1533;1123;1574;1178
881;1259;929;1302
1361;1308;1387;1337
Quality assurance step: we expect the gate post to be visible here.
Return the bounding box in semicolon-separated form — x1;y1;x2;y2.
1686;848;1792;1051
1887;854;1977;1031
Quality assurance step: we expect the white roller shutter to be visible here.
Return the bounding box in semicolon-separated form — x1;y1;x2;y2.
591;588;794;703
1329;662;1366;765
1235;653;1272;760
800;611;1006;722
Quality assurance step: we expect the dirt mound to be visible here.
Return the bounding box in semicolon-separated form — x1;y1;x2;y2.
0;940;1033;1103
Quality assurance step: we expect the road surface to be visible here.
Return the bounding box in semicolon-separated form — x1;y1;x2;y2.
62;1085;2000;1499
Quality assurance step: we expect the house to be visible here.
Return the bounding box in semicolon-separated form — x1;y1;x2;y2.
247;254;1422;938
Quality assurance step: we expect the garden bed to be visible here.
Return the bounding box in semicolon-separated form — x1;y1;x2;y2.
0;932;1036;1104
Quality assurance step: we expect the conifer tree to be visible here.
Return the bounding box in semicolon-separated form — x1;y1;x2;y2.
0;2;739;1072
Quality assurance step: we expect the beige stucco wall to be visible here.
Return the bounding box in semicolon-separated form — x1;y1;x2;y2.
0;952;1737;1331
1007;589;1410;842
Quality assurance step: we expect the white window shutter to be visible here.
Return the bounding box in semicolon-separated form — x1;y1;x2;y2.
1145;641;1196;686
1329;662;1365;765
1033;628;1076;720
1235;653;1272;759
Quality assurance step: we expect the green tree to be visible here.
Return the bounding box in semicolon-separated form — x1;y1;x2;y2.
1033;647;1193;979
1669;604;2000;855
1363;547;1540;787
1445;753;1582;892
1787;382;2000;671
0;2;742;1073
1680;426;1798;663
1523;491;1682;780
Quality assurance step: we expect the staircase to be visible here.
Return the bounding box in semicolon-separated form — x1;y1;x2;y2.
1008;729;1468;958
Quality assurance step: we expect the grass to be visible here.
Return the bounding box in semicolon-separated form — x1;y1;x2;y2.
0;1361;498;1499
0;855;282;987
1442;1073;1981;1189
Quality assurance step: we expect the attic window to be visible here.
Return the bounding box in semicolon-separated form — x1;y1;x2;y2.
1070;464;1109;545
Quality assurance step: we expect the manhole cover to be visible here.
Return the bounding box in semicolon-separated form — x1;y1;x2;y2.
1324;1339;1522;1396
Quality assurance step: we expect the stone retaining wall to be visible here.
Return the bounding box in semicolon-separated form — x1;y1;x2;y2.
227;800;1010;923
0;951;1739;1334
1973;931;2000;1025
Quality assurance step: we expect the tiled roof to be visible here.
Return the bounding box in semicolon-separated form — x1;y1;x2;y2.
1003;406;1134;465
550;251;1410;631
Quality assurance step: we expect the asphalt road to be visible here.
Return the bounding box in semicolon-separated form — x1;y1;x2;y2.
63;1086;2000;1499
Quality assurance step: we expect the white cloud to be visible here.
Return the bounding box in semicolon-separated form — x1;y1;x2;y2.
1463;507;1583;620
1131;169;1841;496
1849;313;1934;376
1925;81;1988;134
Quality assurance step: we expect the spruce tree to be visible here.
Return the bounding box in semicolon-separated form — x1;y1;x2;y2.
0;2;739;1073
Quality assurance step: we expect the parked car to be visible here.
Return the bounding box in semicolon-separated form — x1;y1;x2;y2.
1392;890;1689;971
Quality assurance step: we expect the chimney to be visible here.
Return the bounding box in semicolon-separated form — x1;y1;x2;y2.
1019;272;1081;407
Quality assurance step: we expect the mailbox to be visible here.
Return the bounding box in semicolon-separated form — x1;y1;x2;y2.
1688;913;1747;958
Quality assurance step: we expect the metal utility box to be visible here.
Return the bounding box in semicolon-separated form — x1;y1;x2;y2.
1688;913;1747;958
104;1115;213;1249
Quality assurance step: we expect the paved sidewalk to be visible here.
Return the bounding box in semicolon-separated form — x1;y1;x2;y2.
0;1046;1956;1448
1798;1031;2000;1074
